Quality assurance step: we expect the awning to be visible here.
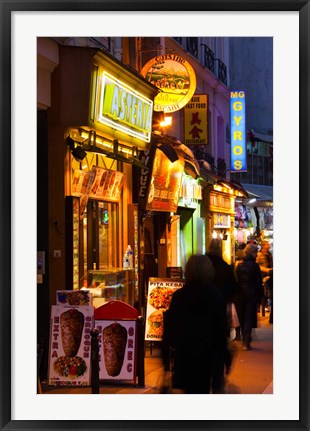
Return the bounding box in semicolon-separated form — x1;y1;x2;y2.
198;162;248;198
152;132;200;179
242;184;273;201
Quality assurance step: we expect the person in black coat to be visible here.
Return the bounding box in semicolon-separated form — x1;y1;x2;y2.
237;244;263;350
206;238;238;304
162;254;229;394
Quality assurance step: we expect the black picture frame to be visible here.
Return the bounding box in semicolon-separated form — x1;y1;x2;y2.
1;1;309;430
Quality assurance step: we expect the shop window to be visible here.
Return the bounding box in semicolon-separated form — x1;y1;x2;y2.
82;200;119;274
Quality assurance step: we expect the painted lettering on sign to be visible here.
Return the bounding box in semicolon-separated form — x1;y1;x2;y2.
230;91;246;172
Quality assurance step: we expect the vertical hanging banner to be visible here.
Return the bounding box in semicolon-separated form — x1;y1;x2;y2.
184;94;209;145
230;90;247;172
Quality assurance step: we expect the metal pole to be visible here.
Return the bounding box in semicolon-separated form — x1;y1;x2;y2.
90;328;100;394
137;315;145;387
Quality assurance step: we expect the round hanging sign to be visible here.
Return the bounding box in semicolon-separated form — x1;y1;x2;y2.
140;54;197;113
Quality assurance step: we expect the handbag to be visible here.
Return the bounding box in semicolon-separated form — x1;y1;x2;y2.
227;302;240;328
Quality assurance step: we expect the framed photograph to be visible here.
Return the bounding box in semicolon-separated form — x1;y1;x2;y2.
1;1;309;430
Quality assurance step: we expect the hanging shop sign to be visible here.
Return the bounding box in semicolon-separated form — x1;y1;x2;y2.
184;94;209;145
140;54;196;112
145;278;184;341
146;147;184;212
48;306;94;386
230;90;247;172
95;70;153;143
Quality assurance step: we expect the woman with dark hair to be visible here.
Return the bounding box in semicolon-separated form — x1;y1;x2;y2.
162;254;229;394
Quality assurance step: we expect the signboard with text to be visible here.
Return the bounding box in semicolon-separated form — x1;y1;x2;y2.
48;306;94;386
146;148;184;212
230;90;247;172
184;94;209;145
96;70;153;143
145;278;184;341
140;54;196;113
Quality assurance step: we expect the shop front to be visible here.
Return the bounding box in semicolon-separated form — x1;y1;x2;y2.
133;132;202;309
234;184;273;251
48;45;158;309
200;168;248;264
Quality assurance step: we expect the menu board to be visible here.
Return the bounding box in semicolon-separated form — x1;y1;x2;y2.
166;267;183;279
71;170;95;197
89;167;124;201
94;319;137;381
56;290;92;306
48;306;94;386
71;169;96;218
145;278;184;341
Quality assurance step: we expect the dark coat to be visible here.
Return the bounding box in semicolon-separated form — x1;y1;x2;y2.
237;254;262;299
162;281;228;393
236;254;263;331
206;253;238;303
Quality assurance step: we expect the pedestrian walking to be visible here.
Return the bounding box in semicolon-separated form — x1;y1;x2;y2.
206;239;239;373
233;249;246;341
206;238;237;305
237;244;263;350
257;241;273;315
162;254;229;394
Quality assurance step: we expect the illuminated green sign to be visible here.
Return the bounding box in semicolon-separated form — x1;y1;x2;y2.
97;71;153;143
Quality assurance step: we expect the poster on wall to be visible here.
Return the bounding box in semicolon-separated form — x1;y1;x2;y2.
145;278;184;341
94;319;137;381
146;149;184;212
48;306;94;386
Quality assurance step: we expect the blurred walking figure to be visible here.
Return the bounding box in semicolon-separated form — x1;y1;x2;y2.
237;244;263;350
162;254;229;394
257;241;273;318
206;239;239;372
206;239;237;307
257;241;273;275
233;249;246;341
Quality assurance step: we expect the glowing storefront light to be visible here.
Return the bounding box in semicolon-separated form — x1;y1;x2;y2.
230;90;247;172
96;70;153;143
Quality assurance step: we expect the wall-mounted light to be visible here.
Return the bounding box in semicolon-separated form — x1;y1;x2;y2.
68;129;148;170
67;136;87;162
159;115;173;128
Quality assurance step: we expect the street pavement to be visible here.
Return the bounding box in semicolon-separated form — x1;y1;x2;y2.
41;311;272;395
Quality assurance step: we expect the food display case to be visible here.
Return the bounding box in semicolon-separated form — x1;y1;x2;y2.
86;269;135;308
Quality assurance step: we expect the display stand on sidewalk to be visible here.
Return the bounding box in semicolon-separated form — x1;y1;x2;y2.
93;301;145;389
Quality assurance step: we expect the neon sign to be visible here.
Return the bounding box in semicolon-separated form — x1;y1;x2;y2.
230;91;246;172
97;71;153;143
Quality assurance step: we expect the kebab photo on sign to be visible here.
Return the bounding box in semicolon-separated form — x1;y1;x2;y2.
54;308;87;379
102;322;128;377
